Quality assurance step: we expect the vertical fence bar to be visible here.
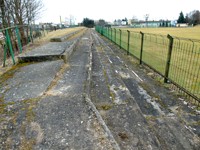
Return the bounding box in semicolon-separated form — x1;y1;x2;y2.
114;28;116;44
140;32;144;64
107;27;108;39
5;29;15;65
164;34;174;83
107;27;108;37
107;27;109;39
110;28;112;41
15;26;22;53
101;26;103;35
127;30;130;55
119;29;122;49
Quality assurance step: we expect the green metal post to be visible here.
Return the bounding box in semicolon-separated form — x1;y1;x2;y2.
107;27;108;37
164;34;174;83
114;28;116;44
110;28;112;41
119;29;122;49
15;27;22;53
108;28;110;39
140;32;144;64
5;29;15;65
101;26;104;35
127;30;130;55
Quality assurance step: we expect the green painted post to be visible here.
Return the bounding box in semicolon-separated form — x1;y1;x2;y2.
127;30;130;55
110;28;112;41
5;29;15;65
107;28;108;38
15;27;22;53
109;27;110;39
140;32;144;64
107;27;108;37
164;34;174;83
114;28;116;44
119;29;122;49
101;26;103;35
107;28;109;38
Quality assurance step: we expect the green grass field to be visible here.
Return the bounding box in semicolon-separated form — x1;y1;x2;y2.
118;26;200;40
102;26;200;103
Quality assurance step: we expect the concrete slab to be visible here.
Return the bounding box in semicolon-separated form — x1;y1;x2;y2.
18;40;77;63
1;60;63;102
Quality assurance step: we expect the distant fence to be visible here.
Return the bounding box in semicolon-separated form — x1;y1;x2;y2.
95;26;200;106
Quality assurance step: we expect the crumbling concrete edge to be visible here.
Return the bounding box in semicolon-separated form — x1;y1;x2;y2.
84;35;120;150
18;54;62;63
61;29;86;63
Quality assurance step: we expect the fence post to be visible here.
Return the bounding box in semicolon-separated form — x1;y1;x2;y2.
107;27;108;38
114;28;116;44
119;29;122;49
106;27;108;37
164;34;174;83
140;32;144;64
101;26;103;35
15;26;22;53
110;28;112;41
5;29;15;65
127;30;130;55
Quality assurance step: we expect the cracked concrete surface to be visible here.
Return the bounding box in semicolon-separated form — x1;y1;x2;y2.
0;29;199;149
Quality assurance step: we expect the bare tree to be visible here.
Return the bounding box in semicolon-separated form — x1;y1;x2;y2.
24;0;44;25
186;10;200;26
0;0;44;47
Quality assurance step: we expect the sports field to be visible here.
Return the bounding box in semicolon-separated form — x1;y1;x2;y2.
119;26;200;40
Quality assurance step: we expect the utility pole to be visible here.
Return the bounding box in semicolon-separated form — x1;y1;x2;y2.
144;14;149;27
60;16;62;28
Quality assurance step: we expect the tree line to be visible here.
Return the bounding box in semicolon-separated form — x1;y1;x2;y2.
178;10;200;25
0;0;43;27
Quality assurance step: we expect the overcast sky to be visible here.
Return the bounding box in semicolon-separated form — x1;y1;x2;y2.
37;0;200;24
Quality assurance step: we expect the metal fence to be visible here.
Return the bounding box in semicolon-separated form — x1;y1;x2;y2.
0;25;50;67
96;26;200;106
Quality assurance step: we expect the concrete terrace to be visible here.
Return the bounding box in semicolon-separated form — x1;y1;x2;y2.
0;29;199;149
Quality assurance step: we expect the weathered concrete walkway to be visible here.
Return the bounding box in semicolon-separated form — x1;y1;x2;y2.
0;29;199;149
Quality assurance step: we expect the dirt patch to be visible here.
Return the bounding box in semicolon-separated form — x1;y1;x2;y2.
118;132;129;141
96;103;113;111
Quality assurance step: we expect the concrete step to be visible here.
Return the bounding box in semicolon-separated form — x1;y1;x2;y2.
18;40;78;63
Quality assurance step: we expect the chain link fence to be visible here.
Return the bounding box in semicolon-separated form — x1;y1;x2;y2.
96;26;200;106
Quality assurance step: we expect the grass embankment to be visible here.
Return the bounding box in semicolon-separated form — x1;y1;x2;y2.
33;27;85;45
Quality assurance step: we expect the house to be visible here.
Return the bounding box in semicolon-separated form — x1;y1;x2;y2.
131;20;172;28
176;23;188;27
